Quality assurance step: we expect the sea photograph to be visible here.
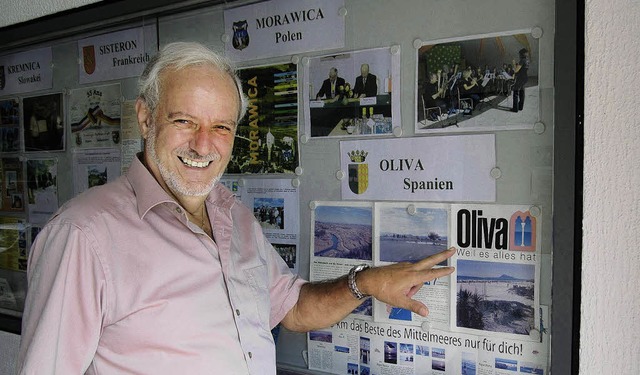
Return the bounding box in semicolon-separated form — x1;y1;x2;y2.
309;330;332;343
456;259;536;335
519;362;544;374
461;352;477;375
313;204;372;260
351;297;372;316
495;358;518;371
378;206;448;265
383;341;397;364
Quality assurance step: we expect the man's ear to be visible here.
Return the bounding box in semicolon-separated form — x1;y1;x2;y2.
135;98;152;139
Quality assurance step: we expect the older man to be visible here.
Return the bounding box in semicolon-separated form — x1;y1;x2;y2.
17;42;454;374
353;63;378;98
316;66;346;100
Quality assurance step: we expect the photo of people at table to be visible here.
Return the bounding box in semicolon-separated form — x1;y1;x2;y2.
416;32;538;133
305;47;397;137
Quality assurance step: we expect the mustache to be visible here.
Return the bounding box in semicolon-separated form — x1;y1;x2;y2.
176;149;222;162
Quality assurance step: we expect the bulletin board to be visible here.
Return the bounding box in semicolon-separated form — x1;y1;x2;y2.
0;0;580;374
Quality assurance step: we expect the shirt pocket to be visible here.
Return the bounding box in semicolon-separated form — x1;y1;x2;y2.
243;265;270;327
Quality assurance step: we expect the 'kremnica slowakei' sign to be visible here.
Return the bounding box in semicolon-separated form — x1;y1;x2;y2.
0;47;52;95
340;135;496;202
224;0;345;61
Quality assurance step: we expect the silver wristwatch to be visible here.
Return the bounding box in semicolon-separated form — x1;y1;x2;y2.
348;264;370;300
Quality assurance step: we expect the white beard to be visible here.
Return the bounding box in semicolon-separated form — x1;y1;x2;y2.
145;123;222;197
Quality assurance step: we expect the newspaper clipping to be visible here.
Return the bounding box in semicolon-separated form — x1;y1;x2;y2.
308;202;547;375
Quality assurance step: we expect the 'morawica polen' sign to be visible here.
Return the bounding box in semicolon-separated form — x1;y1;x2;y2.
224;0;345;60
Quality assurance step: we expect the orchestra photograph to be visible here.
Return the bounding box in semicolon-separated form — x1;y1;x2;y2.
415;32;539;133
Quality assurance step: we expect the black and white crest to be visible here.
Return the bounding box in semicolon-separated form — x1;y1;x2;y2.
232;20;250;51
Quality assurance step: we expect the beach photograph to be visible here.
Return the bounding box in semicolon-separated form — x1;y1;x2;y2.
378;205;448;265
456;259;536;335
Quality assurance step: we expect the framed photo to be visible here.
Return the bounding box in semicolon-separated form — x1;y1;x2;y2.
303;47;400;138
0;98;21;153
228;63;299;174
415;30;539;133
68;84;122;149
22;93;65;152
0;158;25;212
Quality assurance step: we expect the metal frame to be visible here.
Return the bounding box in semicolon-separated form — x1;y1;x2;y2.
0;3;583;375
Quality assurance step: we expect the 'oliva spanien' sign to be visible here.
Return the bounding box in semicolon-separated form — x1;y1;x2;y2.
340;135;496;202
0;47;53;95
78;25;157;84
224;0;345;61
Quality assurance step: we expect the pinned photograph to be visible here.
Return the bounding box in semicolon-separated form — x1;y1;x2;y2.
22;93;65;151
416;31;539;133
304;47;400;137
399;343;414;363
495;358;518;371
461;352;477;375
69;84;122;149
229;63;298;174
377;205;449;265
0;98;20;153
1;158;25;212
312;203;372;261
310;201;373;317
359;337;370;365
431;347;446;371
456;259;537;336
26;158;58;223
272;243;296;269
0;217;24;272
308;330;332;343
383;341;397;364
254;197;285;230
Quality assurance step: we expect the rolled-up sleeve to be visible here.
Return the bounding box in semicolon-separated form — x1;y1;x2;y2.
261;235;307;329
17;222;108;374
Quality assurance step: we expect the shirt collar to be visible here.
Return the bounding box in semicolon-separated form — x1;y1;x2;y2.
126;153;236;219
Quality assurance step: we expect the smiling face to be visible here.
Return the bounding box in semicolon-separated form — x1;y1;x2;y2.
137;64;240;200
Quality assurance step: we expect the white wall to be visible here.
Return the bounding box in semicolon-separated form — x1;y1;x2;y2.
0;0;101;28
582;0;640;373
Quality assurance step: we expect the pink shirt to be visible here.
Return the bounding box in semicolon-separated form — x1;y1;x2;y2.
17;156;305;374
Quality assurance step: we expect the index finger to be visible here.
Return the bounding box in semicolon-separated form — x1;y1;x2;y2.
413;247;456;270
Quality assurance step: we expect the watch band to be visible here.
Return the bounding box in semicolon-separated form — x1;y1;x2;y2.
348;264;370;300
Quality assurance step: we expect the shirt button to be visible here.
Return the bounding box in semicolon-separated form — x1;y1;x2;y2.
176;207;182;213
236;309;240;316
248;352;252;359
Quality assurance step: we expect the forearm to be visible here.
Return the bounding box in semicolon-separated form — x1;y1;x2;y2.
280;248;455;332
281;275;362;332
